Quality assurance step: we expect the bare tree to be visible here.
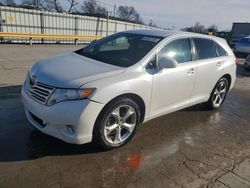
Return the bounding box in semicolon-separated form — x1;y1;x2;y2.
44;0;64;12
116;6;142;23
208;24;218;32
182;22;219;34
21;0;60;12
96;5;107;15
82;0;96;14
193;22;206;33
22;0;39;9
19;0;147;25
22;0;64;12
2;0;16;6
149;19;157;27
134;13;143;24
82;0;107;15
67;0;78;13
182;22;207;33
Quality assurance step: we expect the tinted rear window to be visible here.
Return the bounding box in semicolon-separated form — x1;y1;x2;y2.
193;38;217;60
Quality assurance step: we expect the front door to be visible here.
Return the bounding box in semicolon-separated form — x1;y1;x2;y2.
149;38;196;118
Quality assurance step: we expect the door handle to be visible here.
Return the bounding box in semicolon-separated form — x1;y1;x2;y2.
187;68;195;75
216;62;222;67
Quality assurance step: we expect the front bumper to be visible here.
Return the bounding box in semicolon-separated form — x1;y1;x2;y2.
22;87;104;144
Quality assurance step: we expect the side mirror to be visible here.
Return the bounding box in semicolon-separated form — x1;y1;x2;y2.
158;57;178;69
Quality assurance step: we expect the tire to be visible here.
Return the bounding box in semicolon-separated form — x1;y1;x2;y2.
93;97;141;150
206;77;229;110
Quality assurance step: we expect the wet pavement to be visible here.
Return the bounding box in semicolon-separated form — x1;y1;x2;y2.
1;45;250;188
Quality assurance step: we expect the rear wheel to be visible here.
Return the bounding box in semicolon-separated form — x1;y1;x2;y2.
206;77;229;110
94;97;141;150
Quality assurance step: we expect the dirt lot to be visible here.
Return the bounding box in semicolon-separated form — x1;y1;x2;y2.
0;45;250;188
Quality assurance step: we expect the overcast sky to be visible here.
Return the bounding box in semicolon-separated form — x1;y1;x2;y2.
90;0;250;30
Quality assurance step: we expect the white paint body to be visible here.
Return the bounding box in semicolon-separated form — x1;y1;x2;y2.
22;30;236;144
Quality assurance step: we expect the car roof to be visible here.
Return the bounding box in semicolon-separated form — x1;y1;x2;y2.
123;29;227;45
123;29;176;37
123;29;211;38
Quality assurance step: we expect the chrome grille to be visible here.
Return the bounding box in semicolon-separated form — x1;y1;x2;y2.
27;78;55;104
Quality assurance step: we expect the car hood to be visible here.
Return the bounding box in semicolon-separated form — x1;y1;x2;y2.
30;52;125;88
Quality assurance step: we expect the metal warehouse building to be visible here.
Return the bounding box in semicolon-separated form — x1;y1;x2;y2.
231;23;250;46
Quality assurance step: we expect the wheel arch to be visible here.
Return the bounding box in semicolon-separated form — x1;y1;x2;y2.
221;74;232;89
96;93;146;125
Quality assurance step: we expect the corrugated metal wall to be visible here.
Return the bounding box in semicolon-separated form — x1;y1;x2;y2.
231;23;250;39
0;6;155;44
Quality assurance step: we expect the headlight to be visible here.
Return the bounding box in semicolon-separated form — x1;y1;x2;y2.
47;88;96;106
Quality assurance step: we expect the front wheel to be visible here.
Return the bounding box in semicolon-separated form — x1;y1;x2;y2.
93;98;141;150
206;77;229;110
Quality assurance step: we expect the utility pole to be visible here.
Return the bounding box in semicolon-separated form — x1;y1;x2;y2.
0;7;2;43
106;11;111;36
35;0;39;10
113;4;116;17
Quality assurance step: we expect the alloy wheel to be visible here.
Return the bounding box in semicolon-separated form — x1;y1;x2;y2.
104;105;137;144
212;80;227;108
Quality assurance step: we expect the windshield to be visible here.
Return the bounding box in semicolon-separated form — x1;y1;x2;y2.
76;33;163;67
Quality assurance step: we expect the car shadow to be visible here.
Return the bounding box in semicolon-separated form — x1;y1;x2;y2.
0;124;106;162
0;85;22;97
183;103;211;112
28;130;105;159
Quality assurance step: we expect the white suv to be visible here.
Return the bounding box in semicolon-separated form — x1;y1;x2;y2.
22;30;236;149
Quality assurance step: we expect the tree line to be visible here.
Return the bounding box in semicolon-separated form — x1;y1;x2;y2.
182;22;223;33
0;0;147;25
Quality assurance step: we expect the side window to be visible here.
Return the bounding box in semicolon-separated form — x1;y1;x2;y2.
215;42;228;57
158;38;192;64
193;38;217;60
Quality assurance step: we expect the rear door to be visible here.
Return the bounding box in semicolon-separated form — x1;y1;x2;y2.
190;38;226;104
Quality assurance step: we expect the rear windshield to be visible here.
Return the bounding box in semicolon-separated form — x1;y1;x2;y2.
76;33;163;67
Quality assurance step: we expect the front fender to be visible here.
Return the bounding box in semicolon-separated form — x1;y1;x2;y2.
84;70;153;120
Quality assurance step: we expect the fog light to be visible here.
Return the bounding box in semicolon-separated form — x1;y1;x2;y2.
66;125;75;135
